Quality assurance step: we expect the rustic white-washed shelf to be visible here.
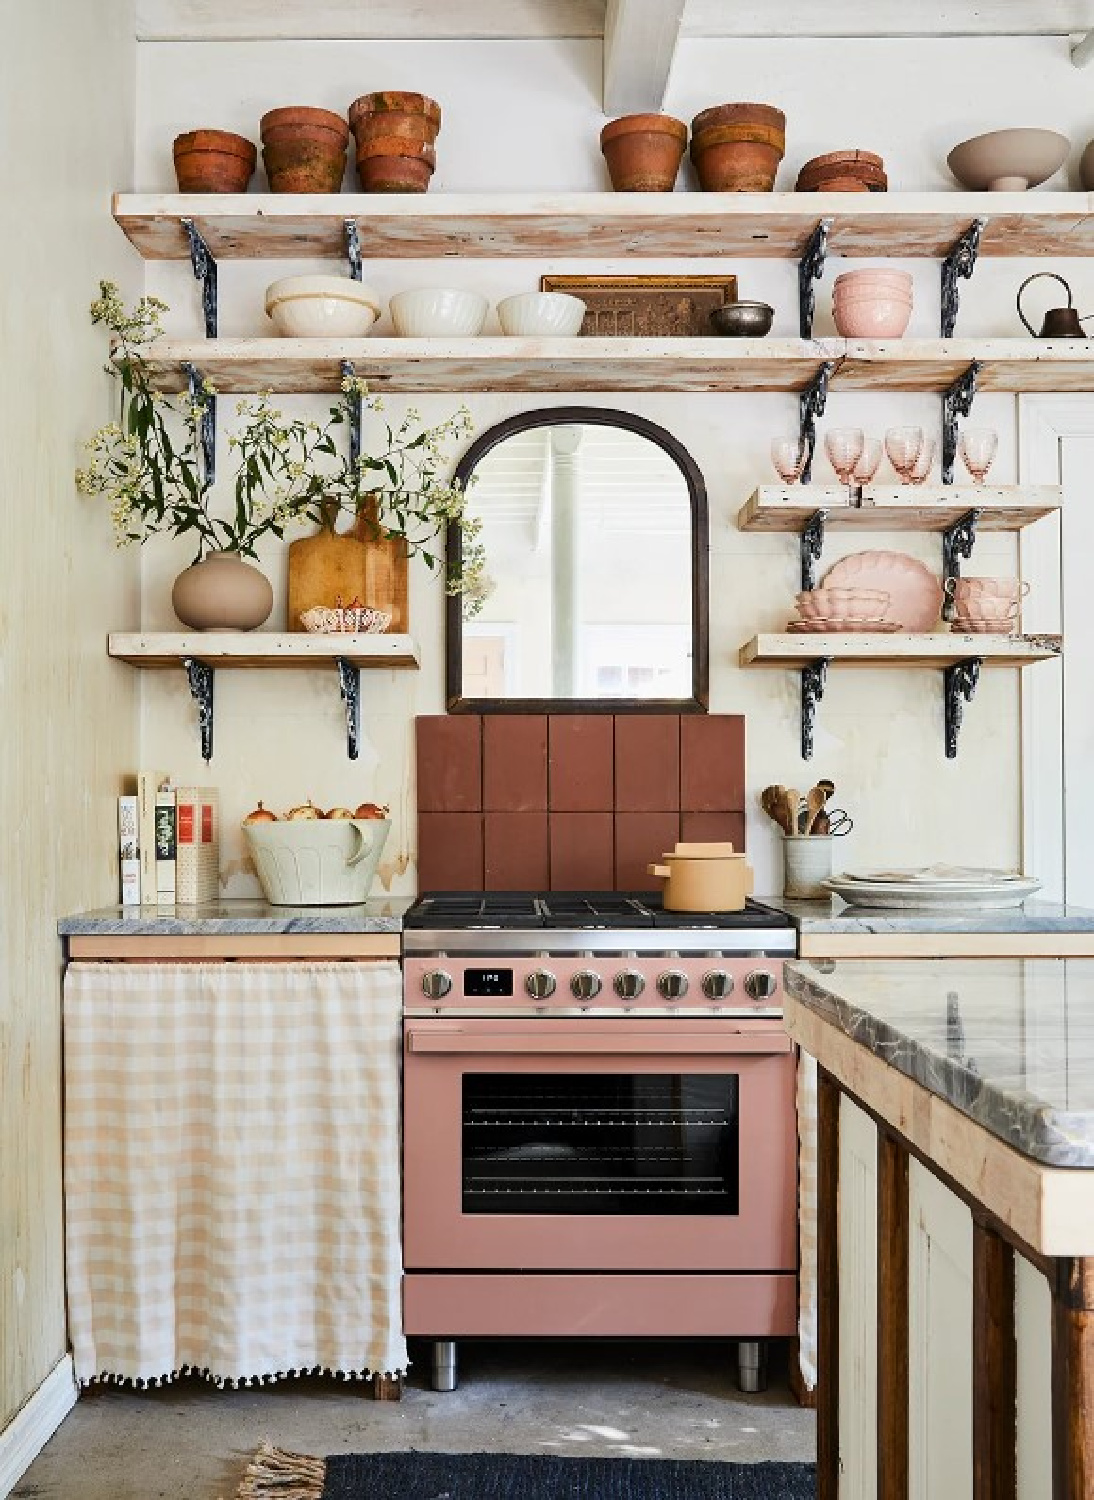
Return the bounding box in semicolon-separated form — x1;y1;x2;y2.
739;633;1062;761
108;632;420;761
134;337;1094;395
739;483;1063;596
113;191;1094;262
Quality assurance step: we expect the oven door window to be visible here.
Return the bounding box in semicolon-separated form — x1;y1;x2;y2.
462;1073;739;1215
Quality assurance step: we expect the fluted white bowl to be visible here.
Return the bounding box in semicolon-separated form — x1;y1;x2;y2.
496;292;587;337
264;275;381;338
389;287;489;337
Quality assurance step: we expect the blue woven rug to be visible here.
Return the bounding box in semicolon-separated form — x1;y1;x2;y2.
238;1445;816;1499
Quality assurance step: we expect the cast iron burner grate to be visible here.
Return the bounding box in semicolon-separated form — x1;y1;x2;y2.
403;892;793;932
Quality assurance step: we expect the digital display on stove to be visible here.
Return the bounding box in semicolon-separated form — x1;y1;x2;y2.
464;968;514;997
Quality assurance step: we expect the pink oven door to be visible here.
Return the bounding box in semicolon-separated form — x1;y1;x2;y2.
403;1018;797;1273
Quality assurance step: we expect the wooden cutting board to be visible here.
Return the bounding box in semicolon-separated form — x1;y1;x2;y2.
288;501;409;632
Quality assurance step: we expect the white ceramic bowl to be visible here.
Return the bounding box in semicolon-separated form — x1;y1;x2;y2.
264;275;381;338
244;817;390;905
496;292;586;337
389;287;489;337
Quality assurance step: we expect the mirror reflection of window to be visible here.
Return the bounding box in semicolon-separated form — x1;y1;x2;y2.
461;424;693;701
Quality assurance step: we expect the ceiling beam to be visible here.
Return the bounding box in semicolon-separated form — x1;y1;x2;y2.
603;0;686;115
136;0;605;43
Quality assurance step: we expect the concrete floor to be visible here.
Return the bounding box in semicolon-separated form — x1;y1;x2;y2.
13;1340;815;1499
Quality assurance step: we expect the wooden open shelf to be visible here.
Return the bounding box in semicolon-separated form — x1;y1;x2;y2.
739;633;1062;668
739;485;1062;533
135;337;1094;396
113;191;1094;261
108;632;420;669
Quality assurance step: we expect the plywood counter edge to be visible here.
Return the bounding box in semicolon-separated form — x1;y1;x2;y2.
785;991;1093;1258
66;933;400;959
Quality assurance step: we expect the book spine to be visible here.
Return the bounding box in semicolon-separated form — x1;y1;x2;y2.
118;795;140;906
154;787;177;904
137;772;162;902
175;788;220;904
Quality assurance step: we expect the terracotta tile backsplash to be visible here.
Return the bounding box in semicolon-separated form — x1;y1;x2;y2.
416;714;745;891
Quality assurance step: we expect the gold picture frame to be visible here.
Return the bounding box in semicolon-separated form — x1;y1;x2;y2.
539;274;739;337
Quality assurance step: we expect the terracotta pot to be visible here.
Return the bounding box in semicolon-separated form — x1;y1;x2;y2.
691;139;782;192
172;130;256;193
172;552;274;631
260;106;349;145
348;91;442;142
353;113;439;147
356;140;436;192
261;121;348;152
691;122;786;152
599;113;687;192
692;102;785;137
263;141;346;193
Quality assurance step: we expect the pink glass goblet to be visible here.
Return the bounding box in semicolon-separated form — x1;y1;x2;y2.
959;427;999;485
851;437;883;488
907;437;937;486
771;434;808;484
885;425;924;484
824;427;865;500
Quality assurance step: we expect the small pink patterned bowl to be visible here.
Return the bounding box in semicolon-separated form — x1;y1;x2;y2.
833;293;913;338
795;587;890;621
834;268;913;295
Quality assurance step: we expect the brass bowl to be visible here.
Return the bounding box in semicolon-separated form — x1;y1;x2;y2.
709;301;774;337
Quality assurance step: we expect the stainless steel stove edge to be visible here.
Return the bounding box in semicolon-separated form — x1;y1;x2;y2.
402;926;797;956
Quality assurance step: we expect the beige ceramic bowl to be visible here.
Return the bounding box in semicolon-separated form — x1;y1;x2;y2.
947;128;1069;191
389;287;489;337
265;275;381;337
496;292;586;337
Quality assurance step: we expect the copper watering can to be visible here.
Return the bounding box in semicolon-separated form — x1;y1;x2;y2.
1017;272;1094;338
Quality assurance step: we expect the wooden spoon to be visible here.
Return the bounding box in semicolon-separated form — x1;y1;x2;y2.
783;786;801;838
803;784;827;835
761;784;794;836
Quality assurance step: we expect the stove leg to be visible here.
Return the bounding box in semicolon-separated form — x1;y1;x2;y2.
737;1339;768;1394
431;1339;458;1392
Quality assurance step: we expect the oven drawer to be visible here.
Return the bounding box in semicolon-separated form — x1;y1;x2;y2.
404;1272;798;1338
403;1017;797;1273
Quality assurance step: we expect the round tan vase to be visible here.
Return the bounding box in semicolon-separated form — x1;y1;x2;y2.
171;552;274;631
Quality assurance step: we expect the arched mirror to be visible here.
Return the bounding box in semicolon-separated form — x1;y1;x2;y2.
446;407;708;713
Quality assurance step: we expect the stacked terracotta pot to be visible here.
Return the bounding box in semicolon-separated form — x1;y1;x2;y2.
260;107;349;193
600;113;687;191
690;103;785;192
348;92;441;192
173;130;256;192
796;150;887;193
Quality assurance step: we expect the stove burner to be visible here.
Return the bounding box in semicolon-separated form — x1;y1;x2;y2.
403;891;793;932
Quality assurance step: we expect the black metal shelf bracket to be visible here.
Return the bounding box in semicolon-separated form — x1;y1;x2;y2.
943;657;982;759
344;218;363;282
801;658;830;761
183;658;215;762
799;218;832;339
940;218;987;339
942;359;980;485
337;658;361;759
941;508;982;619
181;217;218;338
800;509;828;591
340;358;362;472
183;361;216;487
799;360;836;484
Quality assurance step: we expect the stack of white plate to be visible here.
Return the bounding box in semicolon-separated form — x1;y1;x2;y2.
825;865;1041;910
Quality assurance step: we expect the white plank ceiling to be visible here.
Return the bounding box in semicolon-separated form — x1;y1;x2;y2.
135;0;1094;41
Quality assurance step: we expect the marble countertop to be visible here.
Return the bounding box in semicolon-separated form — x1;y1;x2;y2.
58;899;412;935
786;957;1094;1167
769;896;1094;934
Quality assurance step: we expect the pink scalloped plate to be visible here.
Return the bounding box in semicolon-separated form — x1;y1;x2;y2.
822;550;943;632
787;618;902;633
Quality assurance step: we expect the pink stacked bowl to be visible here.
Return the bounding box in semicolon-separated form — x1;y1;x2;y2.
833;268;913;337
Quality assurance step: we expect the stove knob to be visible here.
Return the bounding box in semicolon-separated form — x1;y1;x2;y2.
525;969;557;1001
657;969;689;1001
744;969;778;1002
570;969;603;1001
421;969;453;1000
702;970;734;1002
614;969;646;1000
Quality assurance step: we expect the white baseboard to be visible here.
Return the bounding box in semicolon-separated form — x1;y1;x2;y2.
0;1356;77;1500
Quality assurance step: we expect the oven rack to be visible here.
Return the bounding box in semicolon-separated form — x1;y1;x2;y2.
465;1113;732;1128
464;1179;727;1197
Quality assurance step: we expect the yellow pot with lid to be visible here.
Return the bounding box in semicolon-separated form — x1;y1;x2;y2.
647;842;754;913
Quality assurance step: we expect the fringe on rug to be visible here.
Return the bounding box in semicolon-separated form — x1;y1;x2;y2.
235;1443;326;1500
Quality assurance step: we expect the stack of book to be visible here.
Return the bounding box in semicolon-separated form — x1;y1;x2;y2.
118;774;220;906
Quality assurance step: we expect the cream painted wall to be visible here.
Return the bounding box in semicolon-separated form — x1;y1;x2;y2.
134;34;1091;896
0;0;137;1435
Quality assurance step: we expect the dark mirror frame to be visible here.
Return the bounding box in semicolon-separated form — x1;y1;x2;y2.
445;406;709;715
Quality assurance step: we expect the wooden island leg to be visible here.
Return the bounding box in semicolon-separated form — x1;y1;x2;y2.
367;1374;403;1400
972;1219;1016;1500
877;1131;909;1500
817;1068;840;1500
1052;1258;1094;1498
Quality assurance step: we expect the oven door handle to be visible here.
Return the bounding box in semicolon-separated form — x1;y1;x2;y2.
405;1028;793;1056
